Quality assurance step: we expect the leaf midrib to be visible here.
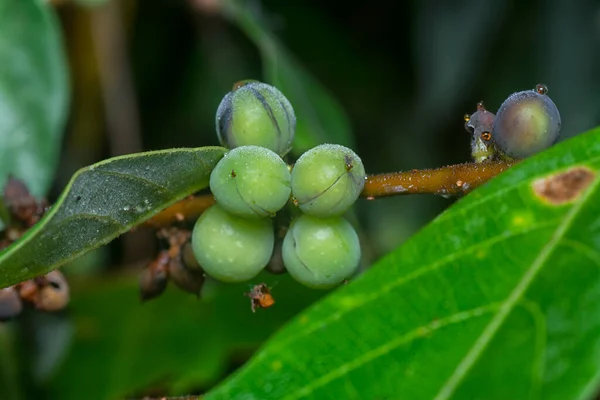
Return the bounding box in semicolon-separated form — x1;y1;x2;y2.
433;174;600;399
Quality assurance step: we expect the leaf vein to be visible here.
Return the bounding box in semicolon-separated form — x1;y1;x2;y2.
283;305;499;400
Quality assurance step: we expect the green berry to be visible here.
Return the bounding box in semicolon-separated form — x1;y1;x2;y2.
210;145;291;219
216;81;296;156
282;215;360;289
291;144;365;217
191;205;274;283
492;84;561;159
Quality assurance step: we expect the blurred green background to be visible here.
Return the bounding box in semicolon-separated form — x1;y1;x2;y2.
1;0;599;398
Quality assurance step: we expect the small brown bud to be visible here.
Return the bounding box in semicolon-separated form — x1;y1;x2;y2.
35;270;70;312
140;251;169;302
168;258;205;296
181;242;201;271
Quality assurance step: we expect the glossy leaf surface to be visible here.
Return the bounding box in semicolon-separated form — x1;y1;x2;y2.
0;147;226;288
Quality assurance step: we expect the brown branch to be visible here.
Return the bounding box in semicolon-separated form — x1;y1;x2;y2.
144;161;516;228
362;160;516;198
144;196;216;228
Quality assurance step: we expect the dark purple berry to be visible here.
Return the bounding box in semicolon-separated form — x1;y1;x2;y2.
492;84;561;159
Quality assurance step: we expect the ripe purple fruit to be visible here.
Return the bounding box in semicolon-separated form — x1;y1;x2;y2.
492;84;561;159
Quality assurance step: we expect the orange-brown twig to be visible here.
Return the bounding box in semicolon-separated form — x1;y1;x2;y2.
145;161;516;228
144;195;215;228
362;160;516;198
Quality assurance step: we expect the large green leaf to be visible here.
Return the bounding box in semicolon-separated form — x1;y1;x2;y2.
0;0;69;198
206;127;600;400
43;272;325;400
0;147;226;288
222;0;353;154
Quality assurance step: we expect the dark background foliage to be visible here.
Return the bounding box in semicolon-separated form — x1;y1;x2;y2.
1;0;599;398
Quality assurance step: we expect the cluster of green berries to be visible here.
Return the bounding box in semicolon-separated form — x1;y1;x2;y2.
190;81;365;289
465;83;561;163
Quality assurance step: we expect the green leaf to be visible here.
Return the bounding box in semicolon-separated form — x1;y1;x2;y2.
45;272;325;400
0;147;226;288
206;127;600;400
222;0;353;154
0;0;69;198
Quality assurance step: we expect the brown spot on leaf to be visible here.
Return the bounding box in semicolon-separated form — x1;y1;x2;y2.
532;166;596;205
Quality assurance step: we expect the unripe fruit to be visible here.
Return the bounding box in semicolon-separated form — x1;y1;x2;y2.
492;84;561;159
191;205;274;283
291;144;365;217
210;146;291;219
216;81;296;156
282;215;360;289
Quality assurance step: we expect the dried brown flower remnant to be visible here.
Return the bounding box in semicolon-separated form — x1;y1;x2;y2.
34;270;70;311
3;176;48;228
18;271;70;311
140;251;170;302
532;166;596;205
245;283;275;313
168;257;205;296
0;271;71;320
140;228;207;301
